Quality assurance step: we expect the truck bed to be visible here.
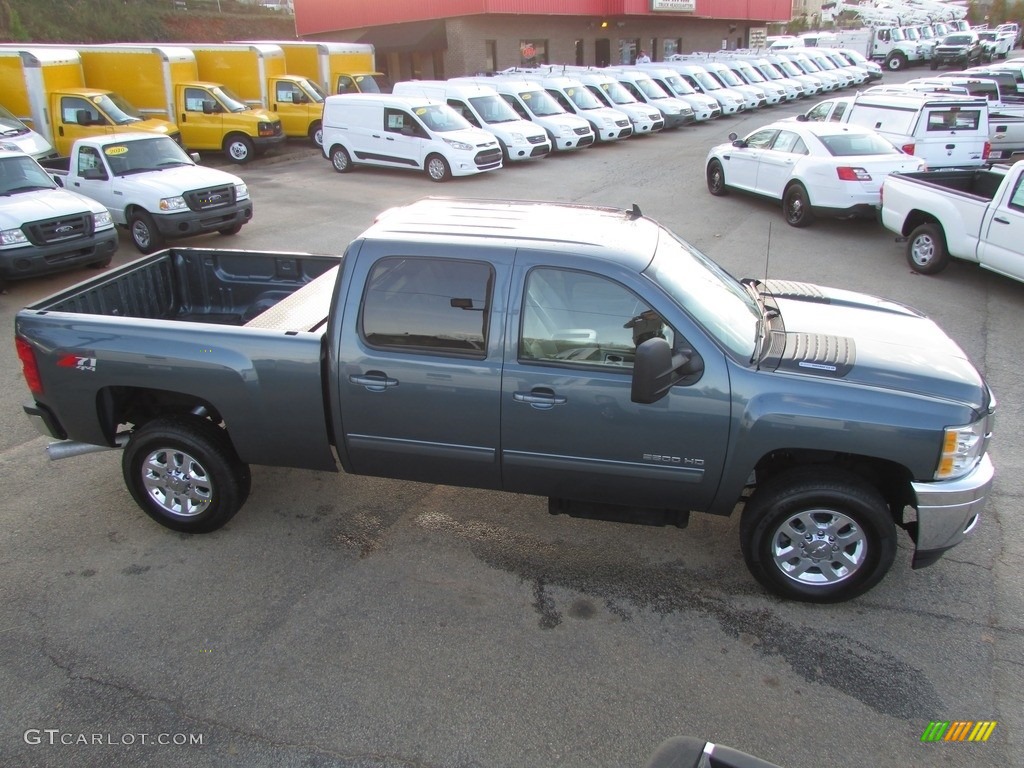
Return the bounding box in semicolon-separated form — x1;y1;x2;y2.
30;247;341;332
890;168;1007;201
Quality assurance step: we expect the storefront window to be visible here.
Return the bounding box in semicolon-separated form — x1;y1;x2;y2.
520;40;548;67
618;39;637;64
663;38;682;58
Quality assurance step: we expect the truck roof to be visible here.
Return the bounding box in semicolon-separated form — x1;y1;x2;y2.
361;198;660;270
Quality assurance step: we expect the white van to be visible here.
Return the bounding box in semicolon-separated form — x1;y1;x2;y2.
451;77;595;151
0;104;57;160
634;65;722;120
321;93;502;181
653;62;748;115
391;80;551;161
564;69;665;134
511;71;634;142
600;67;700;127
809;91;992;168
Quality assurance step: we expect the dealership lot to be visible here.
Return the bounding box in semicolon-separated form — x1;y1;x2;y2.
1;64;1021;767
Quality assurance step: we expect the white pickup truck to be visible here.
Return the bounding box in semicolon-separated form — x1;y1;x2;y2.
1;148;117;291
42;133;253;253
880;160;1024;282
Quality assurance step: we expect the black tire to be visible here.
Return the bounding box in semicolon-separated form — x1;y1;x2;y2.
224;134;254;164
498;138;510;164
129;211;164;254
330;145;352;173
88;255;113;269
218;223;243;236
122;416;251;534
906;222;950;275
425;153;451;182
309;121;323;147
706;158;728;196
930;60;939;70
740;468;897;603
783;183;814;228
885;52;907;71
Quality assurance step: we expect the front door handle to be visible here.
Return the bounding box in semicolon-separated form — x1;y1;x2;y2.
513;388;567;410
993;216;1010;224
349;371;399;392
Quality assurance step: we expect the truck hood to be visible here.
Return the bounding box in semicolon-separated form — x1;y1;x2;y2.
762;279;986;408
118;165;244;196
0;187;107;228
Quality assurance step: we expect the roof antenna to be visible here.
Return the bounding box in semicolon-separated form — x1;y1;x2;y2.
627;203;642;220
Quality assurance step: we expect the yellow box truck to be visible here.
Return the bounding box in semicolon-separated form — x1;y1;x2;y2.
0;47;180;157
234;41;386;95
76;45;286;163
185;44;326;145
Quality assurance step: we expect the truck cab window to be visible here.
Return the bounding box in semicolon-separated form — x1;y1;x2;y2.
76;147;104;175
519;268;673;368
336;76;356;94
361;257;493;356
61;97;103;126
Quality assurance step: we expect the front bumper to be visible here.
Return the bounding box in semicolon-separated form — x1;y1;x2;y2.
909;453;994;568
0;228;118;282
153;201;254;239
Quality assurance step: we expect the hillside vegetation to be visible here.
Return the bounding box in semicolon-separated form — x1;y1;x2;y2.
0;0;299;44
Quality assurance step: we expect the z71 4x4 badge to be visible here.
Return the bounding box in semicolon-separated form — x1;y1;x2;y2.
57;354;97;372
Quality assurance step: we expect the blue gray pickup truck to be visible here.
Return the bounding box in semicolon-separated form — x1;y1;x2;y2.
14;198;996;602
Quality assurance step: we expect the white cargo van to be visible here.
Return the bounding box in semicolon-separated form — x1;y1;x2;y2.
321;93;502;181
634;65;722;120
565;69;665;133
451;77;594;151
653;62;747;115
600;67;699;127
509;71;634;142
391;80;551;161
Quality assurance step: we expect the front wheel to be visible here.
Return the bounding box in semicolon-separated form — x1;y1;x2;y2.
425;153;451;182
740;468;897;603
122;416;251;534
129;211;164;254
783;183;814;228
309;121;323;147
906;222;949;274
224;135;254;164
330;146;352;173
706;158;728;196
885;52;907;71
218;223;243;236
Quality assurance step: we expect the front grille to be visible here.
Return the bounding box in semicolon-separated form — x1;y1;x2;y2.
527;135;547;145
530;145;550;157
578;135;595;147
573;126;591;136
474;148;503;168
615;119;630;128
25;214;92;246
185;185;236;212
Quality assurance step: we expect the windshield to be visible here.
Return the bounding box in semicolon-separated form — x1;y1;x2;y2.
565;85;603;109
661;74;696;95
646;229;759;360
0;155;57;195
103;137;194;175
713;67;744;86
892;29;908;42
736;63;766;83
794;55;822;73
904;28;921;41
691;70;722;91
209;86;249;112
302;80;326;103
468;94;520;123
0;105;29;135
415;104;473;132
600;80;638;104
920;28;936;40
776;58;804;77
944;34;974;45
520;89;566;116
634;77;668;99
93;93;143;125
756;62;784;80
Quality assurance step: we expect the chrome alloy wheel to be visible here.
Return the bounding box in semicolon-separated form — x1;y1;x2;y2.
141;448;213;518
909;232;939;268
770;509;867;585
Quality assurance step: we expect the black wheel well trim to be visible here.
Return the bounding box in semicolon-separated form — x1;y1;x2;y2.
97;385;226;446
223;132;252;148
901;210;942;237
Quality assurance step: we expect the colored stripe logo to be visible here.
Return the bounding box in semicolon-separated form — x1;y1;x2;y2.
921;721;997;742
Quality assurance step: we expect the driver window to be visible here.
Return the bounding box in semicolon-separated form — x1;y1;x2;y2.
76;146;104;175
384;108;420;136
744;129;778;149
520;268;673;369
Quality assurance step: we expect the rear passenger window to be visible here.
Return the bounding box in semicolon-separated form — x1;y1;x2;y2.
361;257;493;357
520;268;673;369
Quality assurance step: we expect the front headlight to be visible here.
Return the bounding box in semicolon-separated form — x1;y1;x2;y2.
443;138;473;151
935;416;993;480
93;210;113;229
0;227;28;246
510;132;525;144
235;183;249;200
559;125;572;137
159;196;187;212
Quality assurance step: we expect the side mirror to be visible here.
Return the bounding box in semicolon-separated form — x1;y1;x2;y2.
795;113;809;121
75;109;95;126
81;167;107;181
631;337;703;404
202;100;218;114
189;151;201;163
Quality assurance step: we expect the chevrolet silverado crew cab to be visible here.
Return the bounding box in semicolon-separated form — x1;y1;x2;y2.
15;199;996;603
0;148;117;290
43;133;253;253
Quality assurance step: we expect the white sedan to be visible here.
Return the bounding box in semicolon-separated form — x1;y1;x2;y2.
704;119;926;227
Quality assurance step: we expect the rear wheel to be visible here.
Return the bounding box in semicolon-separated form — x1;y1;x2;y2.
906;222;949;274
740;468;897;603
783;183;814;228
706;159;728;196
122;416;250;534
425;153;451;182
129;211;164;254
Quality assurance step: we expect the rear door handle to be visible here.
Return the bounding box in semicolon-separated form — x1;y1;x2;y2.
349;371;399;392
